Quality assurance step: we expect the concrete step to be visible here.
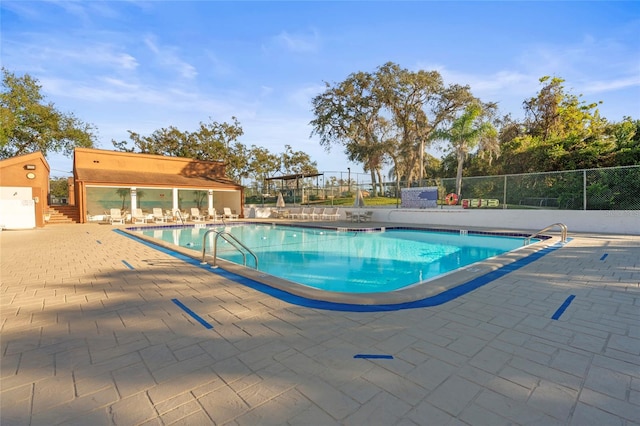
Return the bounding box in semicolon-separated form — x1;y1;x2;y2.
47;206;80;224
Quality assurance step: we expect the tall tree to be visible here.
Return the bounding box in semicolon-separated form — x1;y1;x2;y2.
432;102;497;196
310;71;386;195
281;144;318;175
523;76;605;142
608;117;640;165
0;68;96;158
310;63;477;193
376;62;476;186
279;144;319;196
247;146;282;194
49;177;69;199
499;76;612;173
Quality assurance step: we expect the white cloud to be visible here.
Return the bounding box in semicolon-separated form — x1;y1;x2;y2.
143;35;160;54
144;34;197;79
203;51;233;77
269;29;320;54
416;62;539;105
1;1;46;20
3;37;138;73
582;75;640;94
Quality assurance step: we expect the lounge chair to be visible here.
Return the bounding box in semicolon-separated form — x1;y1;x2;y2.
300;207;313;220
223;207;239;219
109;208;125;225
348;211;362;222
131;208;148;224
152;208;168;223
360;211;373;222
278;209;290;218
207;208;219;221
288;207;302;219
322;207;340;221
191;208;206;222
310;207;324;220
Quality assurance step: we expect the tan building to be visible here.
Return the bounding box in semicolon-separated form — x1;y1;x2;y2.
0;151;50;228
73;148;244;223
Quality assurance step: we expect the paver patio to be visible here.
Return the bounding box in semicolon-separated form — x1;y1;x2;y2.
1;223;639;425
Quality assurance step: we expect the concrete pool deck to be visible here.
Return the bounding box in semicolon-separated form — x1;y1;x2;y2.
1;222;639;425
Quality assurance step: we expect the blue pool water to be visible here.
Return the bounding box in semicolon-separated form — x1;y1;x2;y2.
140;224;533;293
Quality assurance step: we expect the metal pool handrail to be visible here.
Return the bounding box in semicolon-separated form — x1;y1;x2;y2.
201;228;258;269
174;209;186;225
525;222;568;245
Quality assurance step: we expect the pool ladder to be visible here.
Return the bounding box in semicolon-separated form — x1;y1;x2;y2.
200;228;258;269
524;222;568;245
174;209;186;225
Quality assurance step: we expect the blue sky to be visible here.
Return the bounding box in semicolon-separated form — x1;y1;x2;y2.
2;1;639;178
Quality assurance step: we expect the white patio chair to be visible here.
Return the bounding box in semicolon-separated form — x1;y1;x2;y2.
300;207;312;220
109;208;125;225
191;208;206;222
322;207;340;221
132;208;148;224
310;207;323;220
153;208;168;223
207;208;219;221
360;211;374;222
223;207;239;219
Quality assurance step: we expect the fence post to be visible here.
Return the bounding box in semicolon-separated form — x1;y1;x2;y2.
503;175;508;209
583;170;587;210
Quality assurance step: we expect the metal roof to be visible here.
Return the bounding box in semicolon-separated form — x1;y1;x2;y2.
264;172;323;181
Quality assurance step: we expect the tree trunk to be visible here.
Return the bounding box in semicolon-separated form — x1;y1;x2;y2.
376;169;384;196
456;153;465;196
370;169;377;197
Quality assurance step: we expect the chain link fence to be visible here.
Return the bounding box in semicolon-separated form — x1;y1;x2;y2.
423;165;640;210
244;165;640;210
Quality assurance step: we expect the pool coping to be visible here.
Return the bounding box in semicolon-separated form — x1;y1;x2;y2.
118;222;566;311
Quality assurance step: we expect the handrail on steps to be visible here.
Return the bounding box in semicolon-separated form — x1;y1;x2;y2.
201;228;258;269
174;209;185;225
525;222;568;245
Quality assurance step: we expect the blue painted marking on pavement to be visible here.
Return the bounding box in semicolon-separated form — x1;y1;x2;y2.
171;298;213;329
122;260;134;270
600;253;608;261
552;295;576;320
354;354;394;359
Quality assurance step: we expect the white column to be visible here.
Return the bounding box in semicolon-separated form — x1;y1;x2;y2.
208;190;214;211
130;187;137;211
172;188;179;213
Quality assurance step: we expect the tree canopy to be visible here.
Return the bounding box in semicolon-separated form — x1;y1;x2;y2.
311;66;638;187
113;121;317;184
3;65;636;193
432;102;497;195
310;62;476;193
492;77;636;175
0;68;96;159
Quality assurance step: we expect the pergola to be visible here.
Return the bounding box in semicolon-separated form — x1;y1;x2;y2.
265;172;324;204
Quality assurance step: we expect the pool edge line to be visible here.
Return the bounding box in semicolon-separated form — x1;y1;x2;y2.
113;228;570;312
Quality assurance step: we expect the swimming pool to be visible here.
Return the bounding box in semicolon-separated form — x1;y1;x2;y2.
136;224;538;294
